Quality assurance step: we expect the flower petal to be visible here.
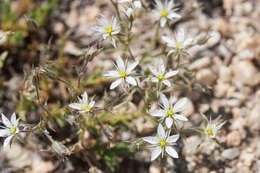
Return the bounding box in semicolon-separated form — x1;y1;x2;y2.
82;91;88;103
162;80;171;87
89;101;95;108
3;135;13;148
151;146;162;161
183;38;193;47
167;12;181;20
176;28;185;42
134;1;142;8
166;134;179;143
173;98;187;112
151;77;159;83
103;70;120;78
103;34;109;40
0;129;10;137
165;146;178;158
11;113;18;127
126;76;137;86
118;0;130;2
149;65;159;76
150;109;165;117
174;114;188;121
158;58;165;74
165;70;179;78
110;78;123;89
126;60;139;74
1;113;11;128
116;56;125;72
157;123;165;139
69;103;84;110
160;17;167;27
160;93;169;110
165;117;173;128
143;136;159;144
162;36;176;46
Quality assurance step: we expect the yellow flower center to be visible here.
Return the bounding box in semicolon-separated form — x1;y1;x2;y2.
159;140;166;147
105;27;113;34
157;74;164;81
10;127;16;135
176;42;182;49
207;128;213;136
120;72;127;78
167;109;174;117
83;105;89;111
161;10;168;17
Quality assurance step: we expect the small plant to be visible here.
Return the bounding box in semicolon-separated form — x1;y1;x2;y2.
0;0;225;172
0;0;58;45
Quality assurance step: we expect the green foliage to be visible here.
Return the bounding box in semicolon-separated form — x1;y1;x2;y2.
1;0;18;24
1;0;58;45
27;0;58;26
9;31;25;45
95;142;132;171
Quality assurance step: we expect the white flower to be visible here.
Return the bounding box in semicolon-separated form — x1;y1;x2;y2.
143;124;179;161
103;55;139;89
118;0;142;8
162;28;193;56
150;94;188;128
92;15;121;40
0;30;10;45
149;58;178;87
69;91;95;114
203;116;226;139
152;0;181;27
0;113;20;148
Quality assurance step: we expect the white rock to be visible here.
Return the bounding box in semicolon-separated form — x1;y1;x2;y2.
231;60;260;87
221;148;240;160
183;98;194;118
226;130;241;147
207;31;221;47
248;102;260;131
219;66;232;82
66;10;79;28
196;68;217;85
63;41;82;56
214;80;230;97
189;57;210;70
149;164;160;173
